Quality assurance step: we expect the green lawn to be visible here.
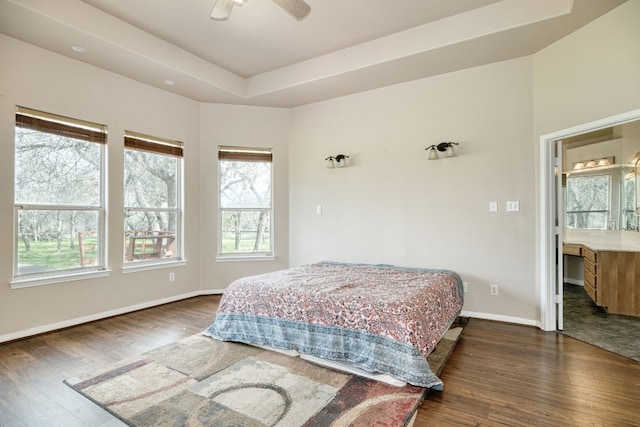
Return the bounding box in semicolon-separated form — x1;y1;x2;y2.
221;233;270;253
18;233;270;271
18;238;96;270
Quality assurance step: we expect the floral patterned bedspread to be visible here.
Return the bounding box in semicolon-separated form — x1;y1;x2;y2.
204;262;464;388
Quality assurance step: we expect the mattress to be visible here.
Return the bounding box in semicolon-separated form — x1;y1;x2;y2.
204;262;463;388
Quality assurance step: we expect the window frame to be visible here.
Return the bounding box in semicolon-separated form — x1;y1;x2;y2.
11;107;109;288
622;168;638;231
217;146;274;261
122;131;185;270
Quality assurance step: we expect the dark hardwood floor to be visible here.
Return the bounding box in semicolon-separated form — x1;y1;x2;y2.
1;296;639;426
418;320;640;427
0;296;220;427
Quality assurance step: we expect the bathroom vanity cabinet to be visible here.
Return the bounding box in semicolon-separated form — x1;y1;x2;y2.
563;243;640;317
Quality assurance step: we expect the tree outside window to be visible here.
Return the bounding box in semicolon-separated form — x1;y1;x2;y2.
14;107;106;278
124;132;182;263
218;147;273;257
566;174;610;229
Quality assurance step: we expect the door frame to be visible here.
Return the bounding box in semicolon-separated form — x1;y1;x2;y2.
538;108;640;331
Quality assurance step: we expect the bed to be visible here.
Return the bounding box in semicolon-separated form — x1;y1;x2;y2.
203;261;464;389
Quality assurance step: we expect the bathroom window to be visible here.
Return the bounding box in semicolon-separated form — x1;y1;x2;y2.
566;174;610;229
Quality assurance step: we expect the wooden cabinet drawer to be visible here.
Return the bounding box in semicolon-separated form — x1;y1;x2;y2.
584;249;597;305
584;267;596;288
583;248;596;264
585;281;597;302
584;257;596;275
563;244;582;256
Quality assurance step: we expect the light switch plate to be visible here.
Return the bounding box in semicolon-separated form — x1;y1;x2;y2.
489;201;498;212
506;201;519;212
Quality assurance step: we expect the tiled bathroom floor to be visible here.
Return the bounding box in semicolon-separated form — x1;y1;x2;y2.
562;283;640;362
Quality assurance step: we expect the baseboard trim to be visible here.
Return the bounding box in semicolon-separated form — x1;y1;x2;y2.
0;289;224;344
460;310;538;327
564;278;584;286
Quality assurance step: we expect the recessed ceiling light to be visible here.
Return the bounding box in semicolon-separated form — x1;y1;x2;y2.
71;45;86;53
163;80;176;86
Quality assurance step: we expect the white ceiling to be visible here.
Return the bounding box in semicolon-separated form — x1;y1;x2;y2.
0;0;627;107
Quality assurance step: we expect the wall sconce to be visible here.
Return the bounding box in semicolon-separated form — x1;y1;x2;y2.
325;154;349;168
425;142;459;160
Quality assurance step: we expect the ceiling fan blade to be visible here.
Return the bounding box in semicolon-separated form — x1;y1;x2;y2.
211;0;235;20
272;0;311;20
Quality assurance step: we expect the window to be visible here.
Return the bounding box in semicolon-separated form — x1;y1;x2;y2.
124;131;183;264
13;107;106;280
566;174;610;229
218;146;273;258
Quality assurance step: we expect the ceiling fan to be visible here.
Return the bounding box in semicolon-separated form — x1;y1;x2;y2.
211;0;311;21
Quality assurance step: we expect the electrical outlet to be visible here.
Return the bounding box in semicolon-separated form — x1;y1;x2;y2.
169;272;175;282
490;284;499;296
463;282;469;293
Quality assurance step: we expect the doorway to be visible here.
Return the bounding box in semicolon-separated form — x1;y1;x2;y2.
539;108;640;332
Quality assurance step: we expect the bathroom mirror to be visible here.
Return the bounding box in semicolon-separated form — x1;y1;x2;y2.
562;119;640;231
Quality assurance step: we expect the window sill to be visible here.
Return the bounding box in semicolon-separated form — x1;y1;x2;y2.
122;259;187;274
10;269;112;289
216;254;276;262
216;254;276;263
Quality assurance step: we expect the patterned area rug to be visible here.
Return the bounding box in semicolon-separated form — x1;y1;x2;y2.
65;317;468;427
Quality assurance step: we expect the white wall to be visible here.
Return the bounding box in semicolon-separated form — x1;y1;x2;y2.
0;34;202;338
533;0;640;136
289;57;537;324
199;104;290;289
